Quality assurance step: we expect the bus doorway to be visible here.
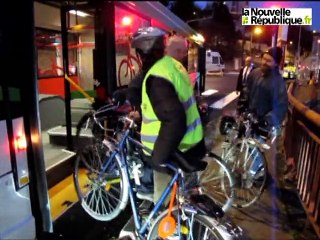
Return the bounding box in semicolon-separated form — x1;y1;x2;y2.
0;1;52;239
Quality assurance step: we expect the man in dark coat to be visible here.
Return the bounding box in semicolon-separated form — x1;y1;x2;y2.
246;46;288;189
236;56;255;113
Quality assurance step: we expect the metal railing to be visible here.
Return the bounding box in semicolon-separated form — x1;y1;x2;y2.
285;82;320;237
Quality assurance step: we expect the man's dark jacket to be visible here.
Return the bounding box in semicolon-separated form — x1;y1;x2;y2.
245;67;288;127
236;64;255;93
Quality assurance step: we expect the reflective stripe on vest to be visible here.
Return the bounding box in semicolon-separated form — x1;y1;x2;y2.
141;116;202;143
141;56;203;154
182;96;196;111
142;96;196;124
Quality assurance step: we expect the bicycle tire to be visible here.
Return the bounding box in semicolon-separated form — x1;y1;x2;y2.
75;111;123;151
118;59;132;87
222;140;268;208
75;112;102;150
73;141;129;221
198;153;235;213
147;206;225;240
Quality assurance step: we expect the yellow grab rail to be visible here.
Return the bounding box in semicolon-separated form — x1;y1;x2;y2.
64;74;94;103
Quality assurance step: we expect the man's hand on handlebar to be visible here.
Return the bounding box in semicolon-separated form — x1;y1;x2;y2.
270;125;282;143
128;110;141;123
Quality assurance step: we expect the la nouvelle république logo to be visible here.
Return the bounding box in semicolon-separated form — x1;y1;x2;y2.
242;8;312;25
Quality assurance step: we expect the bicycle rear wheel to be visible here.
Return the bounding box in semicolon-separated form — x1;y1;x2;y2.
198;153;235;212
222;141;267;208
147;206;225;240
73;141;129;221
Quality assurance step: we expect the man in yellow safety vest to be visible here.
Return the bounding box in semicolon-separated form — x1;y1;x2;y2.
131;27;207;203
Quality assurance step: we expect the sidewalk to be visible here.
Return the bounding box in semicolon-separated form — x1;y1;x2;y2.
227;174;318;240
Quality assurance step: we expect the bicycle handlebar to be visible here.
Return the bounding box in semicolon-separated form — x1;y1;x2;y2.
119;116;136;129
241;112;259;124
239;111;282;145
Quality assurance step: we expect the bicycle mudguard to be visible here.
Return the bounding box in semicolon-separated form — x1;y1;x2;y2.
188;193;224;219
172;151;207;173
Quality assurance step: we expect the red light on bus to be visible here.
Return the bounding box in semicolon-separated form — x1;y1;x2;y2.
14;135;27;151
122;16;132;26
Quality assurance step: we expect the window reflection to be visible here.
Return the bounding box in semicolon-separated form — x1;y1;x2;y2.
36;28;78;79
115;7;150;87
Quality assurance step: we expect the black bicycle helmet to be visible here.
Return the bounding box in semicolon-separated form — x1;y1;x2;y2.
131;27;166;54
219;116;236;135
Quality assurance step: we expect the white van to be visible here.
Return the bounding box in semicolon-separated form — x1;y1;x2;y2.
206;50;225;75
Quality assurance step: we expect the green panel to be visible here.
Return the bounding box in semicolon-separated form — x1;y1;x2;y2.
0;86;3;101
71;90;96;99
8;87;21;102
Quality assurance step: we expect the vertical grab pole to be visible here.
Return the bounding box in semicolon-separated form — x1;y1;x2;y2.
61;5;73;151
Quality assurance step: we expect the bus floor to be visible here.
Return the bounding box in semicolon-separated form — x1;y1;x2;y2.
49;173;131;240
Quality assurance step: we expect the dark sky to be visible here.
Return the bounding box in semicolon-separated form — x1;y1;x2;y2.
195;1;320;31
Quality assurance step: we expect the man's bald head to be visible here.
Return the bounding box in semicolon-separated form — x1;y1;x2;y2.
245;56;252;66
166;35;188;63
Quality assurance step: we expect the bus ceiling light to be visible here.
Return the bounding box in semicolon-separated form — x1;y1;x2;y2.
14;134;27;151
122;16;132;26
69;10;90;17
128;2;136;7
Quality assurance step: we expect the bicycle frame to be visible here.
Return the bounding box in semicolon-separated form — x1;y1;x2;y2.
99;118;184;238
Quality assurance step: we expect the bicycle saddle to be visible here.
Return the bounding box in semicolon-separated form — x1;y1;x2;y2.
172;151;207;173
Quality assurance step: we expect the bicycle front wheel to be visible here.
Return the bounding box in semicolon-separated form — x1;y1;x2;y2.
147;206;225;240
75;112;107;151
198;153;235;212
223;141;268;208
73;141;129;221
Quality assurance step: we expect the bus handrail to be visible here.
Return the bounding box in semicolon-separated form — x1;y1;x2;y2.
64;74;94;103
285;81;320;238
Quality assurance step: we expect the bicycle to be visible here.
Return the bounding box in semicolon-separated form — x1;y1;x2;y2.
74;102;236;215
219;111;279;208
117;39;142;87
74;106;241;239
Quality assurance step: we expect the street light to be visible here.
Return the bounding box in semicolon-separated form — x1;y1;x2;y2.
250;27;262;56
317;38;320;81
296;26;302;67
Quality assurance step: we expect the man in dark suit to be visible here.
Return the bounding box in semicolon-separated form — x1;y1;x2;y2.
236;56;255;113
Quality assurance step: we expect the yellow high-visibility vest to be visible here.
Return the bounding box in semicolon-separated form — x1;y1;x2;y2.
141;56;203;154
